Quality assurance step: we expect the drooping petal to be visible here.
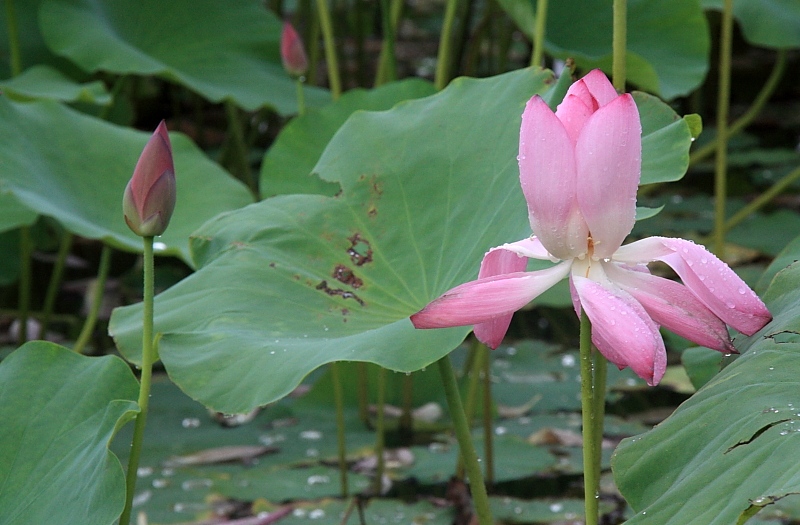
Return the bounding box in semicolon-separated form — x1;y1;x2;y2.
519;96;587;260
411;262;572;345
575;94;641;258
612;237;772;336
572;275;666;385
606;263;735;353
493;237;554;260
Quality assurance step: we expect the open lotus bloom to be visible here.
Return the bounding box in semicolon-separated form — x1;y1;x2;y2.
411;70;771;386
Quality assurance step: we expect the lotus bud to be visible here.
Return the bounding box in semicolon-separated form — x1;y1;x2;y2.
280;21;308;78
123;120;176;237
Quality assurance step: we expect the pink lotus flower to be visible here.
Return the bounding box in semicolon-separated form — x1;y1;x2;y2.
281;21;308;78
123;120;176;237
411;70;771;385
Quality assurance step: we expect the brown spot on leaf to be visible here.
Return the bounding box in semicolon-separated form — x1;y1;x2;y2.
333;264;363;288
348;233;373;266
316;280;365;306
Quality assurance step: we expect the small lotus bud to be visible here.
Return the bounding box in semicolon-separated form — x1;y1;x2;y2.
123;120;176;237
281;21;308;78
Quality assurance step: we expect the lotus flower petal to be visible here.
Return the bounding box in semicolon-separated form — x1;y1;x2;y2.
575;94;641;259
410;261;572;333
519;96;587;260
607;263;735;353
573;275;666;385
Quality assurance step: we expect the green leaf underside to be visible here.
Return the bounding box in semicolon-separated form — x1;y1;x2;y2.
701;0;800;48
613;260;800;525
38;0;329;114
0;64;111;104
109;67;694;414
0;98;253;264
0;342;139;525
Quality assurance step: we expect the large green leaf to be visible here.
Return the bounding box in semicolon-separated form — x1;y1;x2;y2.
702;0;800;48
39;0;329;115
109;68;695;413
260;79;436;197
0;193;37;233
612;262;800;524
0;98;253;264
497;0;709;99
0;342;139;525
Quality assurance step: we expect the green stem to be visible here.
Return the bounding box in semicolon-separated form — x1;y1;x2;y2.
4;0;22;76
98;76;127;121
357;362;370;426
690;49;787;166
295;78;306;116
530;0;548;67
373;366;387;495
17;225;32;345
73;244;112;354
481;346;494;487
724;165;800;233
435;0;460;90
712;0;734;258
591;349;607;487
457;340;483;479
224;101;257;198
437;355;493;525
579;311;599;525
39;231;74;339
375;0;399;86
307;0;321;86
315;0;342;99
331;362;349;497
611;0;627;92
119;236;156;525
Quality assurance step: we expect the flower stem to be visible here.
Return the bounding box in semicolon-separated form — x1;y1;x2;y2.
73;244;112;354
224;101;257;198
315;0;342;99
357;362;370;426
611;0;627;92
39;232;73;339
481;346;494;487
17;225;32;345
457;340;483;479
591;348;607;486
690;49;787;167
372;366;387;495
375;0;398;86
295;78;306;116
580;310;600;525
712;0;735;258
330;362;349;496
119;236;156;525
4;0;22;76
437;354;493;525
435;0;460;90
399;371;414;443
530;0;548;67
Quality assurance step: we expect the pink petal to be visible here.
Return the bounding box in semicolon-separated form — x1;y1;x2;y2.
493;237;554;260
575;94;641;259
658;238;772;335
281;21;308;76
606;263;735;353
555;94;593;145
577;69;619;107
613;237;772;336
519;96;588;260
572;275;666;385
411;262;572;348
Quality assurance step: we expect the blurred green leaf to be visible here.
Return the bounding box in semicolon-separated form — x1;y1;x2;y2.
0;64;111;104
261;79;436;198
0;98;253;264
0;342;139;525
613;261;800;525
682;346;726;390
39;0;330;114
109;68;695;413
497;0;710;99
702;0;800;48
0;192;37;233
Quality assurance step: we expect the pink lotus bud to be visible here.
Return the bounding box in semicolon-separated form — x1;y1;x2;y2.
123;120;176;237
281;21;308;78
